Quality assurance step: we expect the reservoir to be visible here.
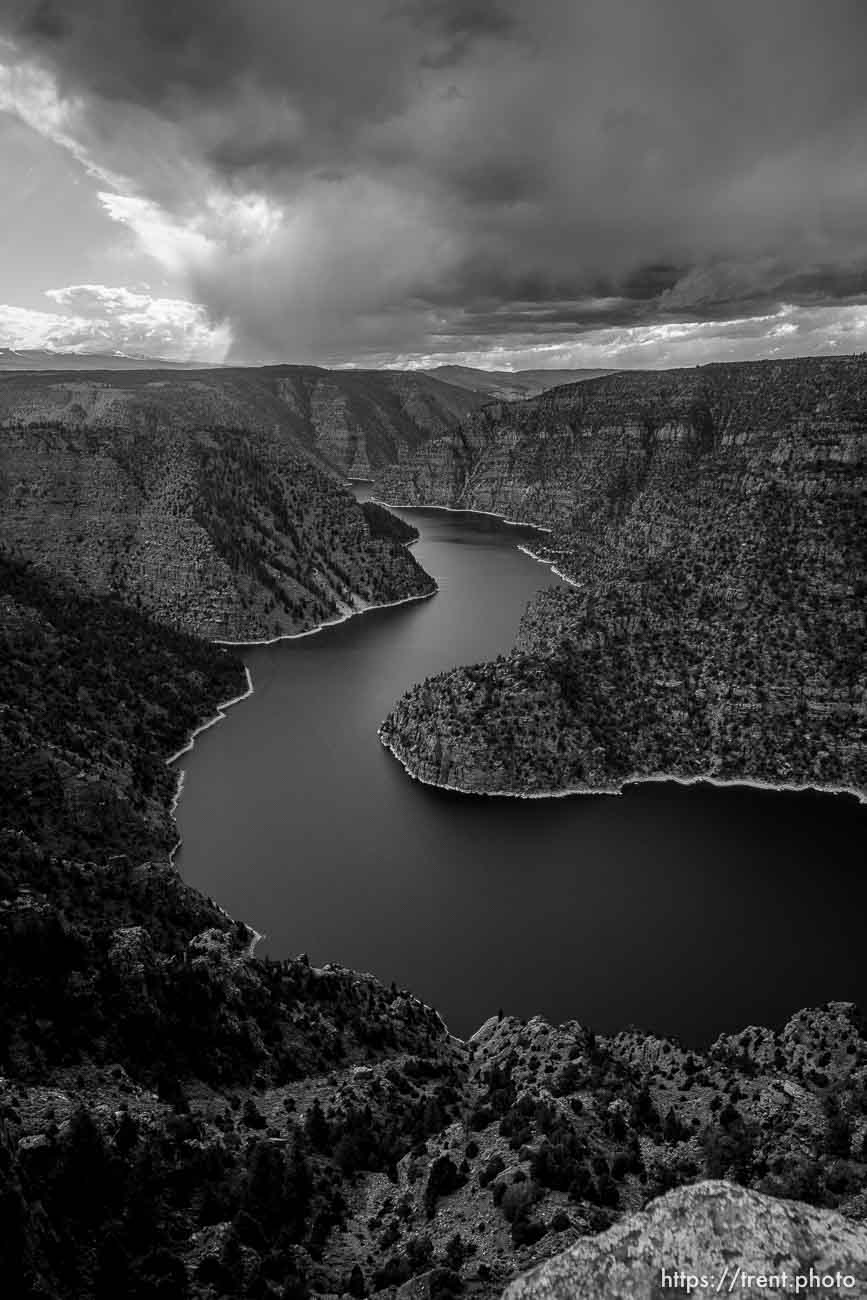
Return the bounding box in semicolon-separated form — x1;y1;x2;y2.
175;491;867;1042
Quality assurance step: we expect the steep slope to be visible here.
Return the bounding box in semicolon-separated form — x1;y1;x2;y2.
378;356;867;798
0;364;482;478
257;365;483;474
0;417;434;640
3;556;867;1297
504;1182;867;1299
0;554;245;868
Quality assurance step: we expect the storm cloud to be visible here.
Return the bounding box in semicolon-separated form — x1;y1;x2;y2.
3;0;867;365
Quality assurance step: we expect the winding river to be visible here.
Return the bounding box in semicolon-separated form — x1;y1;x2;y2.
175;490;867;1041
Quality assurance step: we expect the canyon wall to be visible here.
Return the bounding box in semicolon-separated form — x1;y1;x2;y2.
0;364;482;477
0;417;434;641
378;356;867;797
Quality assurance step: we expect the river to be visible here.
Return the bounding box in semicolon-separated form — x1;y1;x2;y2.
174;491;867;1041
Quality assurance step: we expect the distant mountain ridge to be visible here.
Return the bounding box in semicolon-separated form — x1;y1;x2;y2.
426;363;615;400
0;347;218;371
0;349;614;395
0;363;484;476
0;358;614;474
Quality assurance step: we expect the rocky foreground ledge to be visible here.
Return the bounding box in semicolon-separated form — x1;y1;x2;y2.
505;1181;867;1299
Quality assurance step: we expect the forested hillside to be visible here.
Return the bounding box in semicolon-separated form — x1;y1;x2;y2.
378;356;867;797
0;422;434;640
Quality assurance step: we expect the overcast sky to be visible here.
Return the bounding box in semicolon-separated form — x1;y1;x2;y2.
1;0;866;369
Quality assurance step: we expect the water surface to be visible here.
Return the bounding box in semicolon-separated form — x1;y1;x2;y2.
176;495;867;1041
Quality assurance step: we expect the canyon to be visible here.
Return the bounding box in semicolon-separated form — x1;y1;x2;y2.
1;355;866;1296
3;554;866;1294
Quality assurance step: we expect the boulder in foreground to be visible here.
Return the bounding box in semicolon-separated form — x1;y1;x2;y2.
503;1181;867;1299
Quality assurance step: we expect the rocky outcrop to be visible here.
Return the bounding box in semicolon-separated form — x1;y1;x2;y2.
0;420;434;640
503;1182;867;1299
378;356;867;798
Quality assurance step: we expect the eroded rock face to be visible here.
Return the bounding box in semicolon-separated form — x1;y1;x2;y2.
283;367;480;474
378;356;867;798
376;357;867;522
502;1181;867;1299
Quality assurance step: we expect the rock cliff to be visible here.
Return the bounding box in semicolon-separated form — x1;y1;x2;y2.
378;356;867;798
503;1182;867;1299
263;366;482;476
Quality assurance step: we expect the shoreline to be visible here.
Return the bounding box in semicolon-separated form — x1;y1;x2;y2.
377;504;864;807
373;495;554;534
165;495;560;819
166;665;255;864
212;583;436;648
164;582;437;853
515;542;581;589
166;665;255;767
378;731;867;807
376;495;584;589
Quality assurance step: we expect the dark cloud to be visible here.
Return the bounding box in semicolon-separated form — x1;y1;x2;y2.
3;0;867;363
405;0;523;69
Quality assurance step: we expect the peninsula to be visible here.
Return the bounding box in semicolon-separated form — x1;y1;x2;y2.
377;356;867;801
